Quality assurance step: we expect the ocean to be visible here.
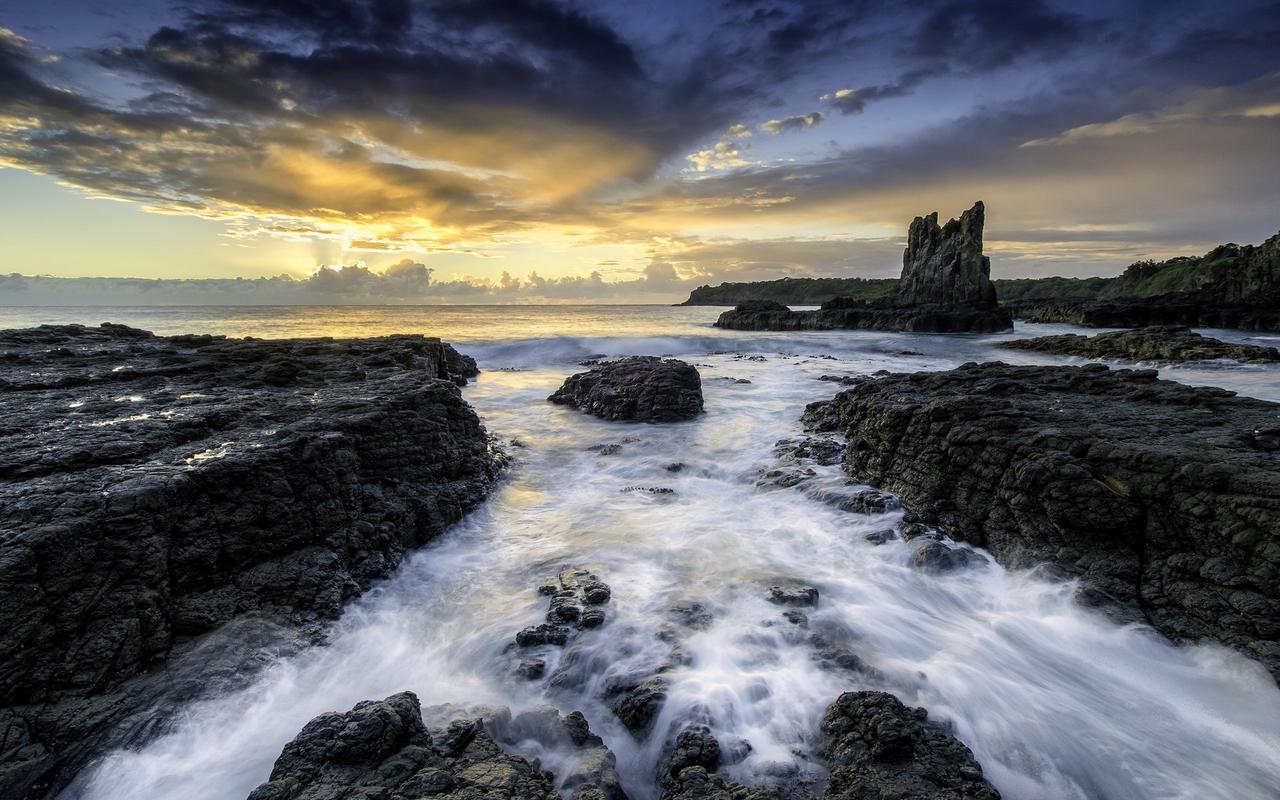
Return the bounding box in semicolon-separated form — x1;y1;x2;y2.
6;305;1280;799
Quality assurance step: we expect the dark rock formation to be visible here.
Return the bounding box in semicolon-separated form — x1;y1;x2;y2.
828;362;1280;679
896;202;997;308
1005;297;1280;331
656;693;995;800
605;675;670;736
821;692;999;799
549;357;703;422
514;568;612;680
0;323;502;798
998;325;1280;363
717;203;1012;333
247;693;627;800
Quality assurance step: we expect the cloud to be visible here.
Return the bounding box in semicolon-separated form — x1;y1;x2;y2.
904;0;1089;72
685;139;752;172
821;65;949;114
759;112;824;134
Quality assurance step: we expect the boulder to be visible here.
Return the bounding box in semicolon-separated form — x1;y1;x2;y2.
821;691;1000;799
549;357;703;422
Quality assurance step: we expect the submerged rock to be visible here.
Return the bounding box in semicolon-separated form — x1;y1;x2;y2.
828;361;1280;680
821;692;1000;799
549;357;704;422
0;323;502;796
997;325;1280;363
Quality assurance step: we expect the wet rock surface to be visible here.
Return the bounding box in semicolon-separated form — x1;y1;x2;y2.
656;692;995;800
0;323;502;797
514;569;613;680
549;357;703;422
828;361;1280;679
1004;296;1280;330
717;203;1011;334
999;325;1280;363
248;692;627;800
820;692;1000;800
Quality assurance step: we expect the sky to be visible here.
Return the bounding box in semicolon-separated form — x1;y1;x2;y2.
1;0;1278;303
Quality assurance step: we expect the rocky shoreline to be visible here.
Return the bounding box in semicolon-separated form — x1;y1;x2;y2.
998;325;1280;363
0;324;504;798
818;362;1280;680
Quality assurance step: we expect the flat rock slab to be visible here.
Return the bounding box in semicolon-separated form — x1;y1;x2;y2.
0;323;502;796
549;356;703;422
998;325;1280;363
828;361;1280;680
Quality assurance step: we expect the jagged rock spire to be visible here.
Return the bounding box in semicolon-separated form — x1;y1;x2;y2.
895;201;997;308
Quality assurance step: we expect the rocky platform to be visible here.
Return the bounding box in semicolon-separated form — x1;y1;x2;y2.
0;323;503;798
998;325;1280;363
823;362;1280;679
1004;297;1280;331
717;203;1012;334
549;356;703;422
714;298;1012;334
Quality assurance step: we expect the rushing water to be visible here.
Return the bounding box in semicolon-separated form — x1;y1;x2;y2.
6;306;1280;800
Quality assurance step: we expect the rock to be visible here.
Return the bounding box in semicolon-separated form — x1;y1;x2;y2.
828;361;1280;680
768;585;820;607
516;624;570;648
998;325;1280;363
864;529;898;545
910;540;989;574
775;437;845;466
806;486;900;515
248;694;629;800
717;204;1012;333
821;691;1000;799
514;569;611;670
895;201;997;308
484;707;628;800
660;725;722;782
605;675;670;736
801;400;841;432
656;726;776;800
548;357;703;422
0;323;501;797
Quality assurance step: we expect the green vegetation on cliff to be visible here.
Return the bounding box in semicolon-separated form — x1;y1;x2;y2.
680;277;896;306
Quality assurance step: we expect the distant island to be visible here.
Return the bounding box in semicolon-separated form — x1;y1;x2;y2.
683;228;1280;331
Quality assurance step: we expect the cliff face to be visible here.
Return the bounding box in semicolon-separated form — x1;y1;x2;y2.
0;324;504;798
895;201;998;308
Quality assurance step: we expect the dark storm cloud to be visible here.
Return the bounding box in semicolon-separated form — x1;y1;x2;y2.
432;0;641;76
193;0;414;42
904;0;1090;71
821;65;949;114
